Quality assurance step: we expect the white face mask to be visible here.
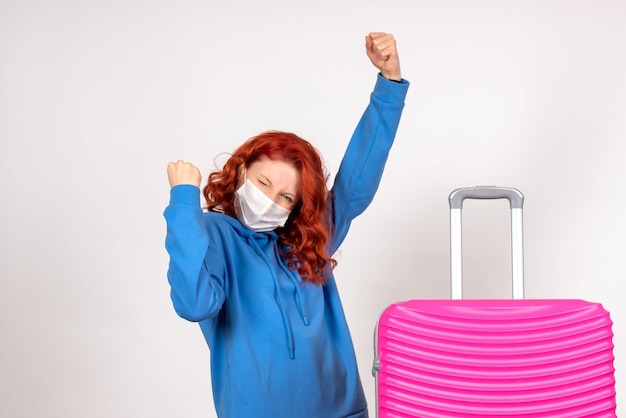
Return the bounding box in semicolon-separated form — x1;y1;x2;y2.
234;178;292;232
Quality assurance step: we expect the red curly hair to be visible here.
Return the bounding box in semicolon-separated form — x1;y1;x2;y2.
203;131;336;284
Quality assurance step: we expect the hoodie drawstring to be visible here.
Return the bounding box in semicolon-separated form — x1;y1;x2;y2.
248;237;309;360
277;260;310;327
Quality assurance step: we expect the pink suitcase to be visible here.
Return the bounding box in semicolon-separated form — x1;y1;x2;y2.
373;186;616;417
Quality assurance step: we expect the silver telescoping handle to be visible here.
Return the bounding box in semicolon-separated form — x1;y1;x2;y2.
448;186;525;300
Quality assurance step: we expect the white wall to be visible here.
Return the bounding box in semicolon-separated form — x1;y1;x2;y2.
1;0;624;416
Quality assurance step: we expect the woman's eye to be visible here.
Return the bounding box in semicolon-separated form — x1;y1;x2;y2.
282;194;293;203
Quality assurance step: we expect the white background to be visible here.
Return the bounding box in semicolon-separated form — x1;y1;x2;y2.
1;0;624;416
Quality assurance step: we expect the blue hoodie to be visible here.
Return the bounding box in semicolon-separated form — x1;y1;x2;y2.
164;74;409;418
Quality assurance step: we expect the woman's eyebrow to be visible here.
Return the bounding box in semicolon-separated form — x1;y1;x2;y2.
259;172;298;197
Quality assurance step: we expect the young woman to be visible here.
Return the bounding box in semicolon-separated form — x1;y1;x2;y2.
165;32;409;418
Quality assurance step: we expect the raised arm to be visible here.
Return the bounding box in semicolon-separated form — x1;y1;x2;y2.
329;33;409;252
164;160;226;322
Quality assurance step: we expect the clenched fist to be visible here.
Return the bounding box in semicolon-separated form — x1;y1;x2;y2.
365;32;402;82
167;160;202;188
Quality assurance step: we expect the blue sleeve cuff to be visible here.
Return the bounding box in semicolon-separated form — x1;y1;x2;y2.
169;184;201;207
373;73;410;104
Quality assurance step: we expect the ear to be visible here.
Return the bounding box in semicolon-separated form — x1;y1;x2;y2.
236;164;246;188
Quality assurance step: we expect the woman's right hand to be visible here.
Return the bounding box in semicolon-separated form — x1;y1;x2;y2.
167;160;202;188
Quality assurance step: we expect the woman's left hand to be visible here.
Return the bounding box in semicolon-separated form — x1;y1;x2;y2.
365;32;402;81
